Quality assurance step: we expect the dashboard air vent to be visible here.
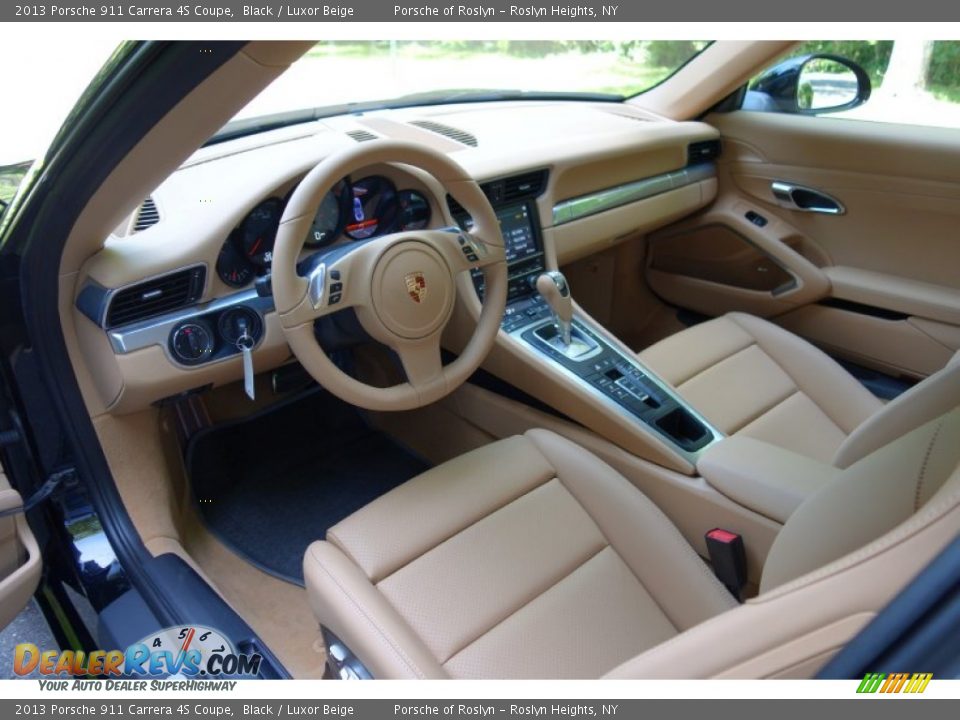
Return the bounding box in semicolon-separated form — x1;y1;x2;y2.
346;129;378;142
133;196;160;232
688;139;721;165
410;120;478;147
500;170;548;202
106;266;205;328
446;169;549;218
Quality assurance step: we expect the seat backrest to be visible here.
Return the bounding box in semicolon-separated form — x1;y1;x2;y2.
761;404;960;593
833;352;960;469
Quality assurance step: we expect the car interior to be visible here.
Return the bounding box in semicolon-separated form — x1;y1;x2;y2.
10;39;960;679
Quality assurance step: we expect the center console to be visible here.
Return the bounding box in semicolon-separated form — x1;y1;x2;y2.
456;176;720;461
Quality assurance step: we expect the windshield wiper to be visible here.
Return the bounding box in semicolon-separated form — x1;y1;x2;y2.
205;89;624;147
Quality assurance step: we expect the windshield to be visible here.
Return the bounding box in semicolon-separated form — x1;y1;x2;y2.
230;41;711;124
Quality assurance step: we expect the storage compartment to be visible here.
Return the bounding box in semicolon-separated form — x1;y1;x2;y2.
649;223;796;292
654;406;711;452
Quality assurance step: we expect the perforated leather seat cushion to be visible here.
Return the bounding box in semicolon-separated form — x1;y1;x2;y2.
304;429;736;679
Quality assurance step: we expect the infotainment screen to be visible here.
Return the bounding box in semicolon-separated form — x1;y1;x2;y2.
496;203;540;264
469;200;545;303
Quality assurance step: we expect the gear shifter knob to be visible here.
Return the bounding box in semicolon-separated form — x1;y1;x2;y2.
536;271;573;346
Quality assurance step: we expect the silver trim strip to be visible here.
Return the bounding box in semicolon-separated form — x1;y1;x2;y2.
552;163;716;227
108;289;275;355
308;263;327;309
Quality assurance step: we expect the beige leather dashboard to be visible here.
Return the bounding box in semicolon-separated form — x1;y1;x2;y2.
70;100;718;415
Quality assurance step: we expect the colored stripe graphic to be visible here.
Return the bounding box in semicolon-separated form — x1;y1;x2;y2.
858;672;932;694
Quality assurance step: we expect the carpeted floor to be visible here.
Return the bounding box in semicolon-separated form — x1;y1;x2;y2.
187;389;430;584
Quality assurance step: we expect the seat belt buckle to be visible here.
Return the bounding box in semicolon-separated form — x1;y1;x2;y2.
705;528;747;601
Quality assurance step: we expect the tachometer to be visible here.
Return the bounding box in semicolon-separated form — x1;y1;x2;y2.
398;190;432;231
345;176;399;240
305;179;350;248
216;241;256;288
217;197;284;287
239;197;284;270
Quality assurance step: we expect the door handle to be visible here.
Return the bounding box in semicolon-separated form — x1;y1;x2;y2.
771;182;845;215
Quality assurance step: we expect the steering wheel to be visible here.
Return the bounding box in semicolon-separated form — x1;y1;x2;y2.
272;141;508;411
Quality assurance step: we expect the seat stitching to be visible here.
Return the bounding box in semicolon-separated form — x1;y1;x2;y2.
376;473;556;584
550;470;735;625
915;420;945;512
441;544;610;667
326;528;361;567
728;313;867;434
673;340;757;387
724;388;802;435
306;544;432;679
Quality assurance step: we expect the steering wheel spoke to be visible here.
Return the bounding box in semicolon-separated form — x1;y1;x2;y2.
427;227;506;275
394;336;445;391
305;250;360;316
281;244;371;328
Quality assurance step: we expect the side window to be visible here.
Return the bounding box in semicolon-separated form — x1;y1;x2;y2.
744;40;960;129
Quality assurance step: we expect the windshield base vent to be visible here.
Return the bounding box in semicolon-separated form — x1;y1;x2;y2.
133;196;161;232
105;266;205;329
410;120;478;147
346;129;379;143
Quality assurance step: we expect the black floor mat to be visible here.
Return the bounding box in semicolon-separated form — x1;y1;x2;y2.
186;389;430;585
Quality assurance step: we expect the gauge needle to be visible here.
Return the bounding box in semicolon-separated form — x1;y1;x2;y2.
172;627;196;674
248;238;263;256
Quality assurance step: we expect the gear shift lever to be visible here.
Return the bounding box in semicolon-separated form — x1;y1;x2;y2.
536;271;573;346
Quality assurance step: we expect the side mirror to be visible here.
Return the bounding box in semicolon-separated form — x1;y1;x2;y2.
745;53;872;115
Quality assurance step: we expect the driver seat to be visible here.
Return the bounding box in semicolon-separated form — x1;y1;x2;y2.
304;396;960;678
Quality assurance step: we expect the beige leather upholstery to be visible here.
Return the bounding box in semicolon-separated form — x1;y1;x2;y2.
306;402;960;678
696;436;841;524
834;352;960;468
638;312;885;464
760;408;960;593
603;407;960;678
304;430;736;679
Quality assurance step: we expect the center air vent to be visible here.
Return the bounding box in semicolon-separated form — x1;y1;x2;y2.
500;170;548;202
346;129;378;142
105;266;205;329
410;120;478;147
133;196;160;232
447;169;549;218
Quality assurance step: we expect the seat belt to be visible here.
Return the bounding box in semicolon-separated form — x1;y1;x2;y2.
705;528;747;601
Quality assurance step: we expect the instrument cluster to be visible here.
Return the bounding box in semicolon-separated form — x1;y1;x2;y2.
216;175;433;288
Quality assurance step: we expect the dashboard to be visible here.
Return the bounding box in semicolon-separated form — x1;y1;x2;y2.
215;175;433;288
70;100;720;415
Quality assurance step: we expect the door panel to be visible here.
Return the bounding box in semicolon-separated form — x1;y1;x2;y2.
0;469;41;629
646;110;960;378
647;193;830;318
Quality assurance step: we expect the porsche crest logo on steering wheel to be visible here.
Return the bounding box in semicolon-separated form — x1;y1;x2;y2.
405;271;428;303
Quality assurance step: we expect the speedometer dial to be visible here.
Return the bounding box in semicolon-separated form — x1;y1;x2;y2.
305;179;350;248
345;176;399;240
